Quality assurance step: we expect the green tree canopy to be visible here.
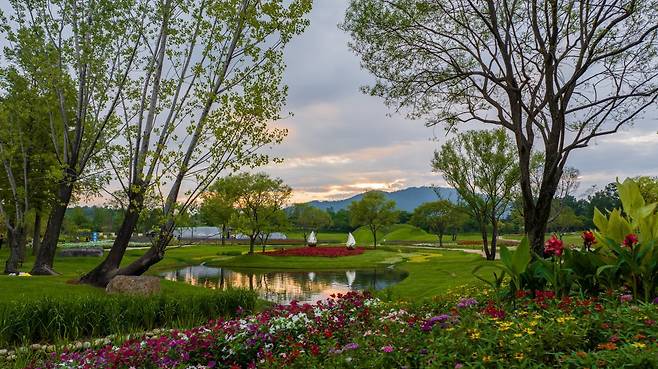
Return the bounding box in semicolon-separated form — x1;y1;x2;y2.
229;173;292;254
410;200;458;247
288;204;332;243
433;129;519;260
348;191;398;248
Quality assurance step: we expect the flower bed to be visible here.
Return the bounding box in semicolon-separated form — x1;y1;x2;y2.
26;289;658;369
267;246;365;257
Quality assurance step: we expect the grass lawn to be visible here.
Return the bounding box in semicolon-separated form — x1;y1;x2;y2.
0;243;494;302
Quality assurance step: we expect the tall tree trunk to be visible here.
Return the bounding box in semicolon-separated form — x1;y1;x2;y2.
480;224;490;260
221;224;226;246
79;193;144;286
4;226;24;274
438;233;443;247
249;236;256;254
32;211;42;256
31;182;74;275
490;216;498;261
372;226;377;248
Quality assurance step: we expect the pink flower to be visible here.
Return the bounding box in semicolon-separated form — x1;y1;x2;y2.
381;345;394;353
544;235;564;257
620;294;633;303
623;234;638;249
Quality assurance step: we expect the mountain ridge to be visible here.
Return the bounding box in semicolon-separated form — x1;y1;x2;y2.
306;186;460;212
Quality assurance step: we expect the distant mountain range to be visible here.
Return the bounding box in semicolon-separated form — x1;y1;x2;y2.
306;186;460;212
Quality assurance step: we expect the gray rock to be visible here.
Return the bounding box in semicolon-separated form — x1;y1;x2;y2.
106;275;161;295
59;248;103;257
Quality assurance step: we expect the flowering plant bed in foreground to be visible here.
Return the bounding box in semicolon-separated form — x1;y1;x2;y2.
267;246;365;257
26;289;658;369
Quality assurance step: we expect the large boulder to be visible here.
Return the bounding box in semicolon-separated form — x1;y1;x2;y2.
106;275;161;295
59;248;103;257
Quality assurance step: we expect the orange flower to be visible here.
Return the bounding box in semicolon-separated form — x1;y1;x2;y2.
597;342;617;350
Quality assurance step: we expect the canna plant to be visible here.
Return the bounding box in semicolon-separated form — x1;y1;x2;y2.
473;237;531;297
593;178;658;301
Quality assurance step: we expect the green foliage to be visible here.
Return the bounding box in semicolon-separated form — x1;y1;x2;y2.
410;200;460;246
229;173;292;253
348;191;398;247
288;204;332;237
592;178;658;301
433;129;519;259
474;238;531;295
0;289;257;347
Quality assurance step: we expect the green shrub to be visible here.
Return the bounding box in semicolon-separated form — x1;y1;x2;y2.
0;289;256;347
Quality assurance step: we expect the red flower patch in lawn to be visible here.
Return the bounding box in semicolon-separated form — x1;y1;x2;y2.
268;246;365;257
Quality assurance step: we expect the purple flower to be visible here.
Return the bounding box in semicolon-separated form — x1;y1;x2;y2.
455;363;464;369
653;297;658;304
421;314;452;331
620;294;633;303
456;298;478;309
343;343;359;351
381;345;394;353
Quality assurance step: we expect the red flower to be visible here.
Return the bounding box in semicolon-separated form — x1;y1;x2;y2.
269;246;365;257
582;231;596;250
622;234;638;249
544;235;564;257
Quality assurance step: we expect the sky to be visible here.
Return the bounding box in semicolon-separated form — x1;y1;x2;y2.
264;0;658;203
1;1;656;206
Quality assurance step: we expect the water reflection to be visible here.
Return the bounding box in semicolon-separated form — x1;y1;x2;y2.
161;265;407;304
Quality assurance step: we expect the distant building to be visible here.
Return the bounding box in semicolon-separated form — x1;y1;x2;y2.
174;227;287;241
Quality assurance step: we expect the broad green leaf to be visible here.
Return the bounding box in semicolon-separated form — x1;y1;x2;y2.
617;178;645;214
593;208;608;232
511;237;531;274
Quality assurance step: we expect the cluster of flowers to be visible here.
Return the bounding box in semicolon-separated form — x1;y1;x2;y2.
28;290;658;369
268;246;365;257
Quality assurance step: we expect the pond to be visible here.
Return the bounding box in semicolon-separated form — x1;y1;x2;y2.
161;265;408;304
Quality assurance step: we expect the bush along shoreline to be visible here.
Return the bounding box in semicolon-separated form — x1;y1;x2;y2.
18;289;658;369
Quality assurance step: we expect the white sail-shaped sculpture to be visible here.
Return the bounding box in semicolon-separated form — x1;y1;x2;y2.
307;231;317;247
346;232;356;249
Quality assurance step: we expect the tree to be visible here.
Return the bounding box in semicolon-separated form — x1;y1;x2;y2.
433;129;519;260
348;191;398;248
343;0;658;255
0;67;59;273
258;209;289;253
288;204;332;244
327;208;350;232
634;176;658;205
4;0;141;275
199;176;244;246
229;173;292;254
410;200;457;247
80;0;311;286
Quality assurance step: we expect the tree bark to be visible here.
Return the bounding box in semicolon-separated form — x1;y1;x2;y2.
438;233;443;247
221;224;226;246
32;211;42;256
79;190;144;286
371;226;377;248
490;217;498;261
31;182;74;275
4;226;24;274
480;223;490;260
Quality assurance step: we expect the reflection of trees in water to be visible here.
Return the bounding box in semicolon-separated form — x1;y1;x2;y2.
162;266;407;304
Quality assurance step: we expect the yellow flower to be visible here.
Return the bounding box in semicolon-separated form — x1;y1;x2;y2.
556;316;575;324
532;314;542;319
529;320;539;327
524;328;535;335
483;355;492;363
497;321;514;331
513;333;523;337
514;352;524;360
631;342;646;349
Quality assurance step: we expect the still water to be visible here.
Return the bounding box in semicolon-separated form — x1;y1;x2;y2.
161;265;408;304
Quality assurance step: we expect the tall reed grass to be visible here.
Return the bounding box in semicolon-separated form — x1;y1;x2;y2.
0;289;256;347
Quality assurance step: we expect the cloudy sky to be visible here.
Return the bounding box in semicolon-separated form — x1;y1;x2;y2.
264;1;658;203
